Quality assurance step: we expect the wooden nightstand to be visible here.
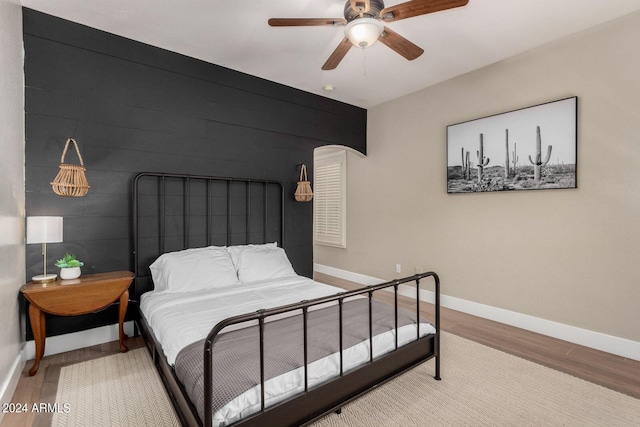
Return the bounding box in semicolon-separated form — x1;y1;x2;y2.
20;270;134;376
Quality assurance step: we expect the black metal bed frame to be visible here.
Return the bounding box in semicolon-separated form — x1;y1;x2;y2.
132;172;441;427
132;172;285;300
203;273;440;427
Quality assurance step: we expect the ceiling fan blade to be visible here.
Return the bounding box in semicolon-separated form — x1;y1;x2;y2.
380;0;469;23
322;38;352;70
268;18;346;27
378;27;424;60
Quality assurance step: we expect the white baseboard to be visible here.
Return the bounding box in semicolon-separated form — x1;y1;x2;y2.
314;264;640;362
0;322;136;422
23;321;135;361
0;352;26;422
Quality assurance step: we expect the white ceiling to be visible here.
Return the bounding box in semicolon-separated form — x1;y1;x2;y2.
21;0;640;108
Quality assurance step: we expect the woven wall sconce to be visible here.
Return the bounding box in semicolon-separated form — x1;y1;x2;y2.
294;164;313;202
51;137;90;197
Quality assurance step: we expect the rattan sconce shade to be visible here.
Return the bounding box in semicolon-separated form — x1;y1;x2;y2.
51;138;90;197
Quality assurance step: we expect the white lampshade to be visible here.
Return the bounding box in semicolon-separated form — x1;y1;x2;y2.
27;216;63;244
27;216;63;283
344;18;384;48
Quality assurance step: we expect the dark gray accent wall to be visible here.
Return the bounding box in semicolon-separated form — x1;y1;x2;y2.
23;8;366;338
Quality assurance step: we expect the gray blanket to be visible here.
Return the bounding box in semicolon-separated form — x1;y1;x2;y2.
174;298;428;422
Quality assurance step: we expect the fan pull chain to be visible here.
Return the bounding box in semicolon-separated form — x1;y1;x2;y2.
362;47;367;76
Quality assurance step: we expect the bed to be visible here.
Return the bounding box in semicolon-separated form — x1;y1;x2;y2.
132;172;441;427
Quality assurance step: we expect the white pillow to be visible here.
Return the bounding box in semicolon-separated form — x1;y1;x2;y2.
149;246;239;293
226;242;278;267
233;245;297;283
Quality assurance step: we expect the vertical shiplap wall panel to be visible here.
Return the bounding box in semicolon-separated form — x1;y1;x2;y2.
23;8;366;338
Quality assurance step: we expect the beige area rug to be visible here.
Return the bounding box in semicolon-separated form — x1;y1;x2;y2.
52;334;640;427
52;348;180;426
313;333;640;427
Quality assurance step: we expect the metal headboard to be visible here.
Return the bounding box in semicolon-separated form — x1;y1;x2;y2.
132;172;285;301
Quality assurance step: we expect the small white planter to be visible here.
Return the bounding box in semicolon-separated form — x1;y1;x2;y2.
60;267;81;280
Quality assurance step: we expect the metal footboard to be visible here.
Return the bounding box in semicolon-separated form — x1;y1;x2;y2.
203;272;441;427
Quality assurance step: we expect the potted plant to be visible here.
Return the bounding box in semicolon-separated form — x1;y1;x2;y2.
55;253;84;279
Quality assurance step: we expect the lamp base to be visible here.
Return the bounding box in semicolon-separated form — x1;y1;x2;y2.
32;274;58;283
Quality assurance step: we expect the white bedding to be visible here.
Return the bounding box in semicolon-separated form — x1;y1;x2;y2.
214;320;433;426
140;275;436;426
140;275;347;365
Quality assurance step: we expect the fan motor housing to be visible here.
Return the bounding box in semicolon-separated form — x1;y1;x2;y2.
344;0;385;22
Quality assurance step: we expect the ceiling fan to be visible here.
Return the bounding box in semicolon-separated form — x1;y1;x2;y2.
268;0;469;70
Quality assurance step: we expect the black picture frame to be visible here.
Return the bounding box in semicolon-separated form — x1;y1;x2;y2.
446;96;578;194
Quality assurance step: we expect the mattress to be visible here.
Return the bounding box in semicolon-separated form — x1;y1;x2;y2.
140;276;347;365
140;275;436;426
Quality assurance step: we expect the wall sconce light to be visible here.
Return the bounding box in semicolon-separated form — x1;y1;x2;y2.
51;137;90;197
294;164;313;202
26;216;63;283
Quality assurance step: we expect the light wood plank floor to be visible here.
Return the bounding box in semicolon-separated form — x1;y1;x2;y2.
2;273;638;427
315;273;640;400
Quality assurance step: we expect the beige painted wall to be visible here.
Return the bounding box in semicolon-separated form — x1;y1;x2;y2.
0;0;25;410
315;11;640;343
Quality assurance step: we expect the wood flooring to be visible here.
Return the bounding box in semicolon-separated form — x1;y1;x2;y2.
2;273;638;427
315;272;640;400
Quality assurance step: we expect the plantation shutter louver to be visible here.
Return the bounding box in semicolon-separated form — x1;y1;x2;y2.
314;150;346;248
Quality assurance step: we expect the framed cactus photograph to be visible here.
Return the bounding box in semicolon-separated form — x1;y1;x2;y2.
446;96;577;194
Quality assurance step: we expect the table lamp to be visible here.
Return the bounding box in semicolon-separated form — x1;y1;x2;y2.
27;216;63;283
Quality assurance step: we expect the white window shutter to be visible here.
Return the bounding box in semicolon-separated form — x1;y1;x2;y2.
314;150;346;248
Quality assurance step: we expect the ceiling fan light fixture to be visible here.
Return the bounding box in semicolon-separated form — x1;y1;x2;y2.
344;18;384;48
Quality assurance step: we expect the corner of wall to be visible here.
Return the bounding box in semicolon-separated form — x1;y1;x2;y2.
0;0;26;413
